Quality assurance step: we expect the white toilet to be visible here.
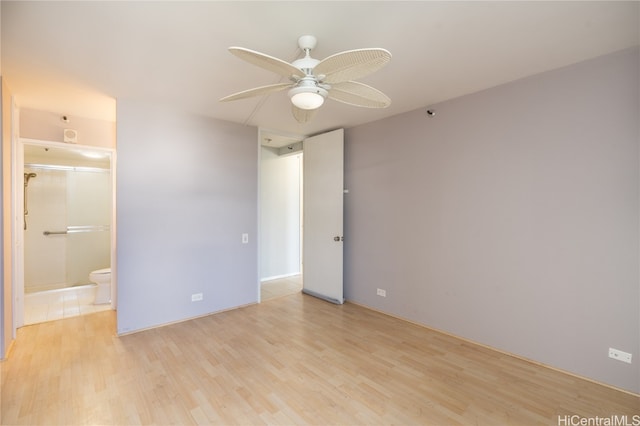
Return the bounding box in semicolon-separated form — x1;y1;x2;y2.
89;268;111;304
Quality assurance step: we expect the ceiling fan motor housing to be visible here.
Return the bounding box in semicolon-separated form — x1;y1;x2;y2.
292;56;320;75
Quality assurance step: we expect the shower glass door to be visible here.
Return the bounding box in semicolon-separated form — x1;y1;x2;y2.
24;167;67;292
65;169;111;286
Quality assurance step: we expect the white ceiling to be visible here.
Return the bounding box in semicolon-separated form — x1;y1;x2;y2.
2;1;638;144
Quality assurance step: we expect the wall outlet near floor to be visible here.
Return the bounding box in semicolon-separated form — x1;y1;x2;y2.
608;348;632;364
242;233;249;244
376;288;386;297
191;293;203;302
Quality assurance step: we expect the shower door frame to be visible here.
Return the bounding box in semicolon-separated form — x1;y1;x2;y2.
13;138;117;328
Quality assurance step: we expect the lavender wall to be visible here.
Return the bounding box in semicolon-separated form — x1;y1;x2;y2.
344;48;640;393
116;101;258;334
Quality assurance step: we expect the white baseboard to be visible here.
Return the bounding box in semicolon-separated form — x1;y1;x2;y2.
260;272;301;282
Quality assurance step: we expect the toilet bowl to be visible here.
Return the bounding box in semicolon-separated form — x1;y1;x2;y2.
89;268;111;304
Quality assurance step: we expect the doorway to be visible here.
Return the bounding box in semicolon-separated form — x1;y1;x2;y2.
15;139;116;326
259;131;304;301
258;128;345;304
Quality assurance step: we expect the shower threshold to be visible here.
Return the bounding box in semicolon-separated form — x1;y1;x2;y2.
25;283;96;294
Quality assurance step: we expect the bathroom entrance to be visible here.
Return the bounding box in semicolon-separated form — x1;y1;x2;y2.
16;139;116;326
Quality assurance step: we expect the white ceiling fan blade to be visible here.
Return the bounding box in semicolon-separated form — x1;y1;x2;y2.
292;105;318;123
229;47;305;79
328;81;391;108
314;48;391;84
220;82;292;102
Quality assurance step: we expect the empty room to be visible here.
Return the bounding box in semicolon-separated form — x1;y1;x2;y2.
1;1;639;425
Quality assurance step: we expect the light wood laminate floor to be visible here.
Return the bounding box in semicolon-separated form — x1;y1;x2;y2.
1;292;638;425
260;274;302;301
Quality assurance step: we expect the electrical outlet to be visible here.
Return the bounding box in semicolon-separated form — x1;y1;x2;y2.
242;233;249;244
191;293;203;302
608;348;632;364
376;288;386;297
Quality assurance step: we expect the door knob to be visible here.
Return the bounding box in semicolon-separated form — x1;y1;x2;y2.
334;236;344;242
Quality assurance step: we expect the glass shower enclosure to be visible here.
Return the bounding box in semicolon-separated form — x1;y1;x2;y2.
23;145;111;294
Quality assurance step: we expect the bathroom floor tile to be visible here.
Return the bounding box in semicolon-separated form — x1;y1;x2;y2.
81;304;111;315
63;306;81;317
24;304;49;324
24;284;112;326
47;308;64;321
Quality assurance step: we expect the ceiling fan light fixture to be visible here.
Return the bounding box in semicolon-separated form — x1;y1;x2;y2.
291;92;324;110
289;86;328;110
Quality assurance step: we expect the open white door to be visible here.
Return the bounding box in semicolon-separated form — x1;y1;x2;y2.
302;128;344;304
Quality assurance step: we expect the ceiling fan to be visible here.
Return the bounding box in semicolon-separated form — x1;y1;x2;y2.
220;35;392;123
